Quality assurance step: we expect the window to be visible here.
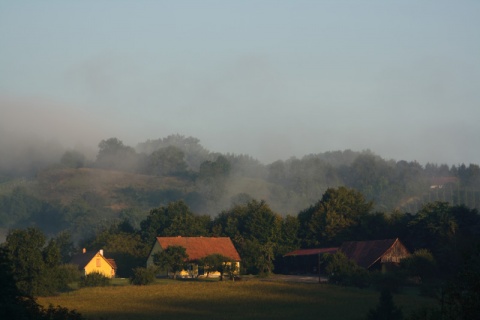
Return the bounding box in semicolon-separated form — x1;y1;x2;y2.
96;258;101;267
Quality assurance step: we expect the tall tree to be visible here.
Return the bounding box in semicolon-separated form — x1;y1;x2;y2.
4;228;47;296
298;187;373;247
213;200;281;274
140;201;210;242
95;137;138;171
145;145;188;176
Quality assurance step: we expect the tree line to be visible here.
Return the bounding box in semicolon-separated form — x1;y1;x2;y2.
1;186;479;319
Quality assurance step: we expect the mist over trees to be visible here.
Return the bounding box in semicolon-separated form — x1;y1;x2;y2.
1;133;480;243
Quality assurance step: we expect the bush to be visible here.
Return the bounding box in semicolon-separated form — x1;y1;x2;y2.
40;304;85;320
371;271;406;293
130;267;156;285
365;289;403;320
324;251;371;288
54;264;83;291
79;272;110;287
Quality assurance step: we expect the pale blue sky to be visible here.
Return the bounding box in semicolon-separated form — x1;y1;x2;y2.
1;1;479;165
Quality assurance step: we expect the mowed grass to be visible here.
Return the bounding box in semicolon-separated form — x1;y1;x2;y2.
38;279;435;320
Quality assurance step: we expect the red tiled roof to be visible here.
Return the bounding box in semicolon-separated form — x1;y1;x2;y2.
283;247;338;257
339;238;404;269
156;237;241;261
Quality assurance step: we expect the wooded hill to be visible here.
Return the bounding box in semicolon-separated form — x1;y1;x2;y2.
1;134;479;241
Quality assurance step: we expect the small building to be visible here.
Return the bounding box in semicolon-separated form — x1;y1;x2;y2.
339;238;410;271
70;249;117;278
146;236;241;278
283;238;410;274
283;247;338;274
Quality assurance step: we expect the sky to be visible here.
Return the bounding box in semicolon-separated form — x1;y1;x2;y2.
1;1;479;165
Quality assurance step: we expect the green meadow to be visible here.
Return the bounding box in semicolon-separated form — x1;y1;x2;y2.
38;278;435;320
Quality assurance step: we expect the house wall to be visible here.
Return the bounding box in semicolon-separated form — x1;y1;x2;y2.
146;241;162;268
84;253;115;278
146;241;240;278
380;241;410;264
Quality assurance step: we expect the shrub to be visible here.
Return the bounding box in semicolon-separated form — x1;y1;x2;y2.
79;272;110;287
40;304;85;320
130;267;156;285
323;251;371;288
365;289;403;320
54;264;83;291
371;271;406;293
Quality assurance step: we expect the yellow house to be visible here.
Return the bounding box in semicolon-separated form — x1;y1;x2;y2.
147;236;241;278
70;249;117;278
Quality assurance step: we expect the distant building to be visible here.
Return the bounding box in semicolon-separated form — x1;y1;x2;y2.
430;176;459;189
339;238;410;271
283;238;410;274
283;247;338;274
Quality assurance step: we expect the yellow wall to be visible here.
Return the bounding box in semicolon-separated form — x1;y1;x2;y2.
84;253;115;278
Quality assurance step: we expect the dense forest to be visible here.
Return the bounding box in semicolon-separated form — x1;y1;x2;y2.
1;134;479;319
1;134;479;242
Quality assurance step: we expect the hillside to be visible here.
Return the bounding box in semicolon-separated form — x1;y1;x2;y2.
33;167;191;211
1;133;480;242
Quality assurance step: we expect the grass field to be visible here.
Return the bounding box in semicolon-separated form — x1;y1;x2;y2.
37;278;435;320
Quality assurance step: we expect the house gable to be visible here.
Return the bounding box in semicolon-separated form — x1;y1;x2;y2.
70;250;117;278
339;238;410;269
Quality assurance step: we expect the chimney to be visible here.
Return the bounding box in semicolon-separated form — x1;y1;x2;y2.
82;248;86;254
99;249;104;256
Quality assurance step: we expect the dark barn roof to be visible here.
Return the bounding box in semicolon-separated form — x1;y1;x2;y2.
283;247;338;257
70;250;117;270
339;238;406;269
70;251;97;269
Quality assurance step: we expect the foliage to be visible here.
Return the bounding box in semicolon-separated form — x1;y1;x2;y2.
60;150;86;169
39;304;85;320
140;201;209;241
130;267;156;285
4;228;60;296
95;137;138;171
144;145;189;176
298;187;373;247
79;271;110;287
213;200;281;274
136;134;212;171
400;249;438;295
200;254;237;280
370;271;406;294
365;289;403;320
153;245;189;279
0;246;84;320
439;244;480;320
323;251;370;288
196;155;232;212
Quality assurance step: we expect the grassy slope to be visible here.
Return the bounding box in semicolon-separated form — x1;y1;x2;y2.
33;168;191;208
1;167;282;214
38;279;434;320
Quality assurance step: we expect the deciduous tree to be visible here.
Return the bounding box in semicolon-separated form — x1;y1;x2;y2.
153;245;188;279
